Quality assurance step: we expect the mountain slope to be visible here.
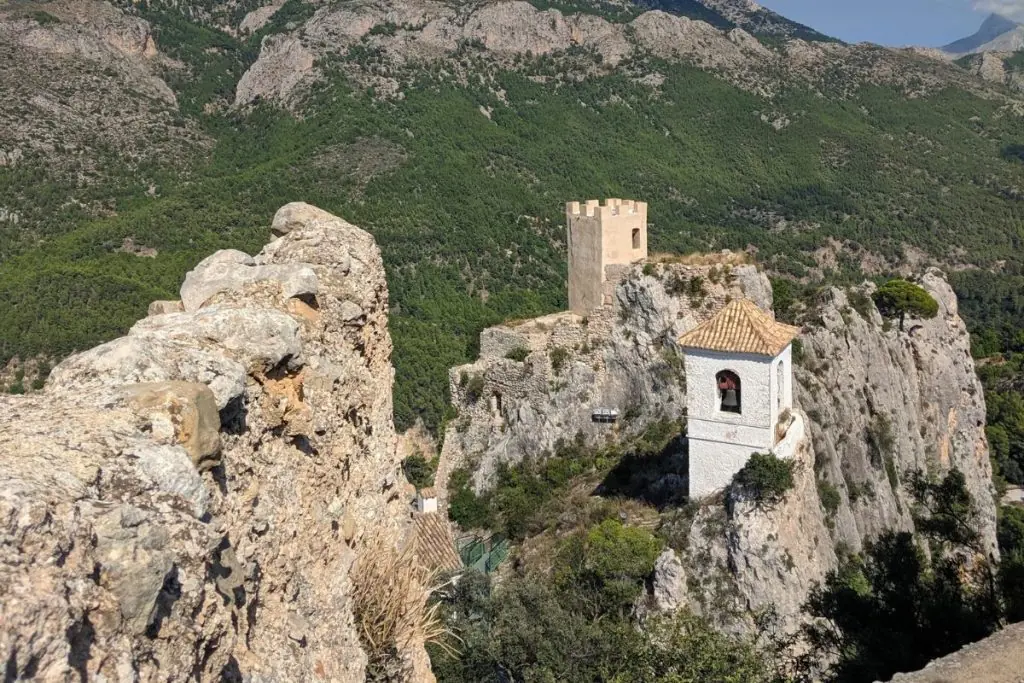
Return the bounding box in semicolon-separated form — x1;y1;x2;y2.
943;12;1021;54
2;0;1024;432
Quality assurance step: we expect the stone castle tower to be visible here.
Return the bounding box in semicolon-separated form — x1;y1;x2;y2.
566;199;648;314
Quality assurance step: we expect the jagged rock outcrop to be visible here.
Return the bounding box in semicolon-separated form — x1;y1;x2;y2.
681;428;836;636
437;256;770;496
657;269;997;640
797;270;996;552
959;51;1024;92
0;203;428;681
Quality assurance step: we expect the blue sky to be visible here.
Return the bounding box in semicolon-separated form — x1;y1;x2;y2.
758;0;1011;47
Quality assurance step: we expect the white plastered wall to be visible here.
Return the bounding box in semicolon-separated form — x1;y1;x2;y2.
685;346;793;499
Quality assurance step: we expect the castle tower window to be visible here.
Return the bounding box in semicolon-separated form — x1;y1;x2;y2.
717;370;741;414
632;228;641;250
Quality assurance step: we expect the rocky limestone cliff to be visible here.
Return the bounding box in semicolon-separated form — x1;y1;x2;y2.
441;252;996;645
0;203;431;681
233;0;1006;108
653;270;997;640
436;255;771;498
960;51;1024;92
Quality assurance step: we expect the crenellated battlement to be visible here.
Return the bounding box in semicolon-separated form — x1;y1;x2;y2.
566;198;647;218
565;198;648;314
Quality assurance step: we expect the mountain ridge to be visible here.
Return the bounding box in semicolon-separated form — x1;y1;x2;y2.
943;12;1022;54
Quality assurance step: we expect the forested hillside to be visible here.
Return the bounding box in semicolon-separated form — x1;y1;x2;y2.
3;0;1024;440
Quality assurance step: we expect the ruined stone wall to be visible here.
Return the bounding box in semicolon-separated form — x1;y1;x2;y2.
0;204;430;682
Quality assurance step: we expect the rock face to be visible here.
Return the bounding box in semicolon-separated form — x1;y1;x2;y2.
0;203;426;681
797;271;996;555
960;51;1024;92
445;253;995;644
232;0;1001;110
662;270;997;639
437;256;771;497
0;0;207;234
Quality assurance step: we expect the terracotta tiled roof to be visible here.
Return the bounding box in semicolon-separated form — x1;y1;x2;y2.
418;487;437;498
678;299;799;357
413;513;462;574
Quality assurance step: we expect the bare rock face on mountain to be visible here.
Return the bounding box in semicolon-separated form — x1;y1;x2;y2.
0;0;207;233
233;0;1001;111
0;204;426;681
437;257;771;497
943;13;1022;55
959;51;1024;92
797;271;996;554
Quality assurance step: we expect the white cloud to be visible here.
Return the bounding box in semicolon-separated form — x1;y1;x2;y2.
972;0;1024;21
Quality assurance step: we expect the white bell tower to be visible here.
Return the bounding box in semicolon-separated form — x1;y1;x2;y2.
679;299;801;499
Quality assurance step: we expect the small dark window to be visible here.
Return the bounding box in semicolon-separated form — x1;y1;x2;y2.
632;228;641;250
717;370;741;413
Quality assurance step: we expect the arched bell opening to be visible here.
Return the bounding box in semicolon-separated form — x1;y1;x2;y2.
717;370;741;414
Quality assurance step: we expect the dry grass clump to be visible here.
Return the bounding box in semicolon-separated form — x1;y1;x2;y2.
351;535;455;677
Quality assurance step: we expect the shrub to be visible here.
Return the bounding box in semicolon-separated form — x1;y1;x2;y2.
505;346;530;362
464;373;485;402
352;536;450;679
847;287;875;320
866;414;895;469
448;468;493;530
818;480;841;519
30;10;60;25
732;453;795;505
402;453;435;489
549;346;570;375
584;519;661;581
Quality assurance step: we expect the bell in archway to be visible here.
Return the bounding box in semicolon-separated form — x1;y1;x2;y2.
722;389;739;409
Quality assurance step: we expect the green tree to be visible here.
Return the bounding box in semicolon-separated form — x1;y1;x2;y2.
803;470;1001;682
872;280;939;332
998;505;1024;622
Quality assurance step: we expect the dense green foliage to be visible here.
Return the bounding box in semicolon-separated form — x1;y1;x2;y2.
872;279;939;331
998;504;1024;622
430;521;770;683
447;422;684;538
401;454;436;489
731;452;795;505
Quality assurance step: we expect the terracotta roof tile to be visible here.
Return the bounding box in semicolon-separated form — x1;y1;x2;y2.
413;513;462;574
678;299;799;357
